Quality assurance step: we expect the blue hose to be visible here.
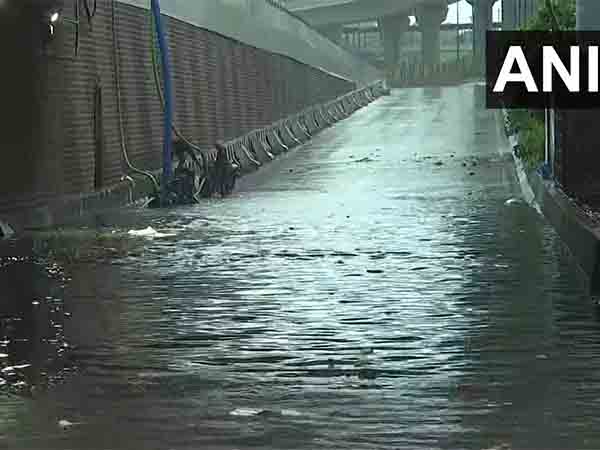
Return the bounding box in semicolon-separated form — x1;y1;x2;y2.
150;0;174;196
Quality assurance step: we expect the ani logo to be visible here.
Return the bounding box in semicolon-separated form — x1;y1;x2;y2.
486;31;600;109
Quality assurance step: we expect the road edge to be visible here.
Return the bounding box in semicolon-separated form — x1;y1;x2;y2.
500;109;600;296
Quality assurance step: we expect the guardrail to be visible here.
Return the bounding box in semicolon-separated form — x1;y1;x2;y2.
388;57;478;88
188;80;388;198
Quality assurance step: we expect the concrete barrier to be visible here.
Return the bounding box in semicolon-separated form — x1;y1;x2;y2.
195;80;385;197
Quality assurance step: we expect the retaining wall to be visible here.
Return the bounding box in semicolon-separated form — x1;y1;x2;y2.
0;0;379;229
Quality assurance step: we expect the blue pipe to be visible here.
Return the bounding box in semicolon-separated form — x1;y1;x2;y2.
150;0;174;194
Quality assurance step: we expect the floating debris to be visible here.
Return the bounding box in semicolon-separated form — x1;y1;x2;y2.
504;198;523;206
229;408;265;417
58;419;78;430
229;408;301;418
128;227;176;239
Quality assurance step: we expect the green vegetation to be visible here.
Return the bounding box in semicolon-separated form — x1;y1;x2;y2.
509;1;575;167
524;0;575;31
508;110;546;167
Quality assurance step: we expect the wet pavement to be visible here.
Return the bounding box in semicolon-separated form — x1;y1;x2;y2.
1;83;600;450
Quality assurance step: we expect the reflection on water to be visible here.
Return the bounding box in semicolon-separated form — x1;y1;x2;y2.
0;85;597;450
0;248;70;396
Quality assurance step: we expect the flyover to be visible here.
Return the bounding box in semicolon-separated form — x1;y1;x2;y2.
284;0;461;28
284;0;499;72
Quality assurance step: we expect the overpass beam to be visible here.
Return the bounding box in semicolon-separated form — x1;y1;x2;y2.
417;3;448;67
378;14;409;70
472;0;494;74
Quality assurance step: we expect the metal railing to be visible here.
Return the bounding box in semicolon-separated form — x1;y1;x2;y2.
192;80;387;197
387;56;478;88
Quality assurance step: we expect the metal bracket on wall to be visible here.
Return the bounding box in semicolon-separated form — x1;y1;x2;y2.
43;0;81;58
0;220;15;240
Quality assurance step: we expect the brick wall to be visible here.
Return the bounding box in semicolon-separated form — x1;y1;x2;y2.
0;0;355;217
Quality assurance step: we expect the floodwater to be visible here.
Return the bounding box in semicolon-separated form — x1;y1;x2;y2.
1;83;599;450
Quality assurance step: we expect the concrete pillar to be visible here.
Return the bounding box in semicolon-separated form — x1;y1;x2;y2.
472;0;494;75
577;0;600;29
502;0;517;30
379;14;409;70
417;3;448;67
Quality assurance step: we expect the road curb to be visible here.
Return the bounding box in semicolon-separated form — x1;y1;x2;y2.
502;110;600;295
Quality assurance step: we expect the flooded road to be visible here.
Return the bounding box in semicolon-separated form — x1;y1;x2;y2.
1;83;599;450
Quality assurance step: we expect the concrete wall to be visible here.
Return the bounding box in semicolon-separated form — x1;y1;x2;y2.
117;0;380;84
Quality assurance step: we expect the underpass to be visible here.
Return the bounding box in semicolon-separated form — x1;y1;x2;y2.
1;82;599;450
3;2;600;449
